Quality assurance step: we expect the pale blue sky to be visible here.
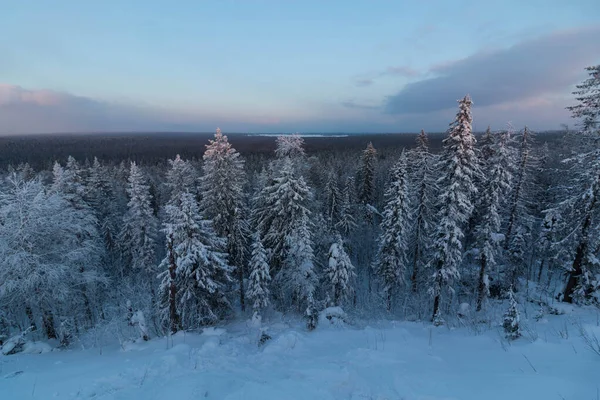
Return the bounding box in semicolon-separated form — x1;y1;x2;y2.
1;0;599;133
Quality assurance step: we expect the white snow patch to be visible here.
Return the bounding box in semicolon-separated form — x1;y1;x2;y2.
202;327;226;336
1;308;598;400
21;341;52;354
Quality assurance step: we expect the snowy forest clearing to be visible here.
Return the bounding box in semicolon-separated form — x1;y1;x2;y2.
1;306;599;400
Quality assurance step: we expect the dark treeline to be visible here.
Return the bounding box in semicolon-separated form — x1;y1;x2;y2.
0;130;565;170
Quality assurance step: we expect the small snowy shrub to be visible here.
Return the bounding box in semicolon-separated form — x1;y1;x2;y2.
258;330;272;347
432;309;445;327
503;287;521;340
127;300;149;341
1;327;33;355
318;307;349;327
305;293;318;331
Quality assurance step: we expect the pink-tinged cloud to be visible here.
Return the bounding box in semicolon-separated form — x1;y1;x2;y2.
0;84;328;134
0;84;67;106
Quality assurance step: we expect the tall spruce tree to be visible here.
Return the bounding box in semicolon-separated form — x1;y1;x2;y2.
246;233;271;316
504;126;533;251
156;155;196;333
358;142;377;208
562;65;600;303
325;234;356;306
86;157;120;266
408;130;437;292
119;162;158;276
200;129;249;311
566;65;600;135
336;177;357;236
474;129;513;311
429;95;479;324
160;191;232;328
278;211;318;312
374;152;411;311
324;173;342;231
254;157;312;276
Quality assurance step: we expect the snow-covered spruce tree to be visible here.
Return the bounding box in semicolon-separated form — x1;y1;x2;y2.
500;127;536;289
335;176;357;237
474;129;513;311
407;130;437;293
465;126;495;249
324;173;342;230
537;208;562;284
119;162;159;276
166;154;196;202
503;286;521;340
246;233;271;317
530;142;555;283
86;157;121;267
0;176;104;339
276;202;318;312
325;234;356;306
479;126;495;165
158;215;181;334
374;152;411;311
51;156;103;327
51;156;87;207
566;65;600;136
254;157;312;277
161;191;233;328
200;129;249;311
429;95;479;324
504;127;534;250
358;142;377;212
274;134;306;160
12;162;35;181
156;155;196;333
562;65;600;303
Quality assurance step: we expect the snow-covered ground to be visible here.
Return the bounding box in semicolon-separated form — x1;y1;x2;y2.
1;306;599;400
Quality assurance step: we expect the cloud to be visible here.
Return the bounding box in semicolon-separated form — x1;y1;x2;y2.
382;66;420;78
0;84;389;134
384;27;600;115
353;65;421;88
340;100;379;110
354;79;374;87
0;84;171;134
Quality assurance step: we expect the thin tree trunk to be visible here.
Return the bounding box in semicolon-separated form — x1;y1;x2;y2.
411;244;419;293
564;178;598;302
239;264;245;312
167;235;180;334
476;254;487;312
432;294;440;322
42;310;57;339
386;290;392;312
564;240;586;303
25;306;36;331
537;259;545;283
431;264;443;321
411;179;427;293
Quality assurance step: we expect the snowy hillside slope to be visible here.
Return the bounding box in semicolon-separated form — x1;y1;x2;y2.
1;306;599;400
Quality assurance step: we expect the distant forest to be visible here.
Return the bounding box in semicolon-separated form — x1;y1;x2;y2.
0;130;564;170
